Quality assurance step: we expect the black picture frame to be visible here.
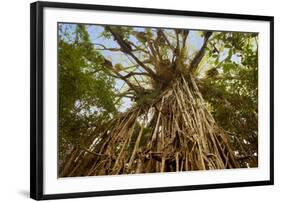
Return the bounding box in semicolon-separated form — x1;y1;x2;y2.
30;1;274;200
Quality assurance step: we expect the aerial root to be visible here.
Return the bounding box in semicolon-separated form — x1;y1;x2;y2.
60;75;239;177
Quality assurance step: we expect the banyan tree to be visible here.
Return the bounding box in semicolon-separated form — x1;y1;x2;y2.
58;24;258;177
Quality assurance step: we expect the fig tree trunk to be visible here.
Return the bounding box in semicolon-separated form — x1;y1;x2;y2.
60;74;238;177
58;25;250;177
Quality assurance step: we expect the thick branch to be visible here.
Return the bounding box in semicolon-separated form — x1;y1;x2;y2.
190;31;212;72
175;30;180;55
122;71;150;79
160;29;175;51
95;43;148;53
182;30;189;49
102;58;144;93
94;43;121;51
106;26;157;79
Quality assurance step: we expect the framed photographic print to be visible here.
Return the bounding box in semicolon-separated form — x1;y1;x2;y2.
30;1;274;200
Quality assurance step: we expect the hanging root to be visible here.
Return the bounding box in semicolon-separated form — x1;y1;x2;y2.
60;75;239;177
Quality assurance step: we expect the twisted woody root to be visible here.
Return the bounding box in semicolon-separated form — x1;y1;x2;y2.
60;75;239;177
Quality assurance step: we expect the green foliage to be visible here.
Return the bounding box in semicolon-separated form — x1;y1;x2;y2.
58;24;117;156
201;32;258;167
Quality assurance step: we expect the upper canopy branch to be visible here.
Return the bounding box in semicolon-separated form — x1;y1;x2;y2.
102;58;146;93
158;29;175;51
94;43;149;54
106;26;157;80
181;30;189;49
122;71;150;79
94;43;121;51
190;31;212;73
